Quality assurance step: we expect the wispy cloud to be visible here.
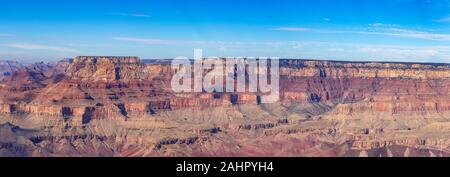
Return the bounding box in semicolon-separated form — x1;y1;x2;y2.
0;33;13;37
355;45;450;62
131;14;151;18
114;37;310;48
273;26;450;41
436;15;450;23
4;43;77;52
112;36;450;62
365;28;450;41
113;37;182;45
113;37;225;45
288;41;450;62
328;48;346;52
272;27;309;31
369;23;399;27
109;13;151;18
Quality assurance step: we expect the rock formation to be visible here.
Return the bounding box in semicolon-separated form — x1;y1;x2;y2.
0;61;24;81
0;56;449;157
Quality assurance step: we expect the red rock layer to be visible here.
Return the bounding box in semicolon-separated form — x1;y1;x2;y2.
0;57;448;122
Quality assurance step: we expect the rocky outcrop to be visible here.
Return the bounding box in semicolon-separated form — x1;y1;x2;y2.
0;61;24;81
65;56;168;82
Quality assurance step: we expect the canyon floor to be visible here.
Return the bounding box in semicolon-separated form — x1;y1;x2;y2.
0;57;449;157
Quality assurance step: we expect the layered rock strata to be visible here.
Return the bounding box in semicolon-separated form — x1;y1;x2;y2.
0;56;448;156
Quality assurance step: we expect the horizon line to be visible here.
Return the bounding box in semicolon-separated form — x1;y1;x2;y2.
1;56;449;65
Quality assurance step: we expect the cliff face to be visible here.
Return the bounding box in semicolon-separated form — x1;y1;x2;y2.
66;56;170;82
0;57;449;157
279;60;450;116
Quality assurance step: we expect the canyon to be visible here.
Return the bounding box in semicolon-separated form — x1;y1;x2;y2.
0;56;449;157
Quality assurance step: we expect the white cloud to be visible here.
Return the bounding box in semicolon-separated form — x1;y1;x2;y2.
5;43;77;52
369;23;399;27
272;27;309;31
273;26;450;41
130;14;151;18
113;37;179;45
112;36;450;62
109;13;151;18
277;41;450;62
436;15;450;23
356;46;448;62
328;48;346;52
372;28;450;41
218;46;228;51
0;33;13;37
113;37;213;45
114;36;327;48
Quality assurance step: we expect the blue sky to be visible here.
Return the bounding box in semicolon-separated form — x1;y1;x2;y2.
0;0;450;63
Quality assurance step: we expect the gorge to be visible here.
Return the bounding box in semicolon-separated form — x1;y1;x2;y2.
0;56;449;157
